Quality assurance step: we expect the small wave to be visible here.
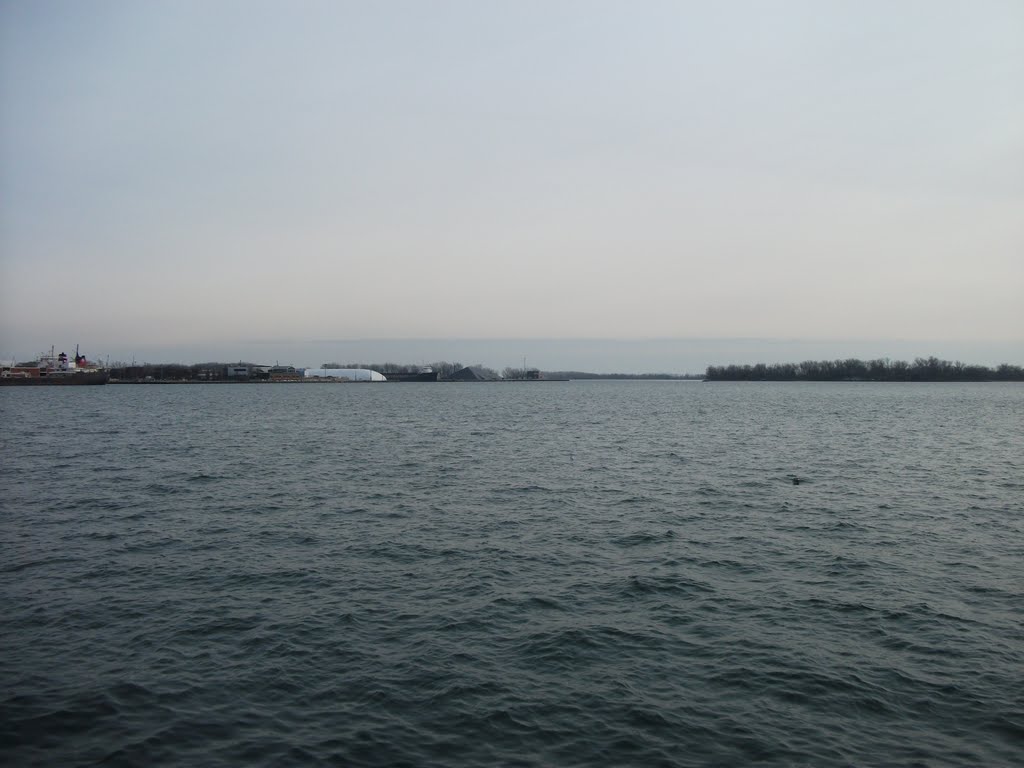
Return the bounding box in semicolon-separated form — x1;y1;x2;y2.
142;483;178;495
516;624;656;667
2;555;84;574
613;495;656;506
613;530;676;547
119;536;183;554
620;573;715;598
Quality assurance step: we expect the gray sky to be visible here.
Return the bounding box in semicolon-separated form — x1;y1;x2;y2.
2;0;1022;370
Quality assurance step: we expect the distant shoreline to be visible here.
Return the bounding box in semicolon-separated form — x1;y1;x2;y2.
102;377;1024;385
106;377;572;384
705;357;1024;382
29;356;1019;385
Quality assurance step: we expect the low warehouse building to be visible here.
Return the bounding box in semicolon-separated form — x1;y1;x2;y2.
304;368;387;382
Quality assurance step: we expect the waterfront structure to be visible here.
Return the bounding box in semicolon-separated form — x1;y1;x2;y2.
382;367;438;382
303;368;387;382
1;346;108;386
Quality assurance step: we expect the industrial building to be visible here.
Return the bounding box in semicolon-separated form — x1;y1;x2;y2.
303;368;387;382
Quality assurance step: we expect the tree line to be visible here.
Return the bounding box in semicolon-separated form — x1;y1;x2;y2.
542;371;703;380
704;357;1024;382
106;360;492;381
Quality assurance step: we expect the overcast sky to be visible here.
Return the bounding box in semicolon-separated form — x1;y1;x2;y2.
1;0;1022;369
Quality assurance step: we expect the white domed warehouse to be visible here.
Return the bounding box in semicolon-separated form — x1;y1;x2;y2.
303;368;387;382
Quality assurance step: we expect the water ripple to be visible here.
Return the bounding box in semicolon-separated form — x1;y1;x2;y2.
1;381;1022;766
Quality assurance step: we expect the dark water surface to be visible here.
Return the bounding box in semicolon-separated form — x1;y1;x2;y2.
2;382;1022;766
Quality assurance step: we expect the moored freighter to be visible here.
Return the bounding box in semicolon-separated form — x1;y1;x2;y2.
0;346;109;386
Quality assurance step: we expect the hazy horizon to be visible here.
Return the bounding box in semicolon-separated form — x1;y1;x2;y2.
2;1;1022;358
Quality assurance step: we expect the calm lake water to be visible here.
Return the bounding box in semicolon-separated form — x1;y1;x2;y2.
1;381;1022;767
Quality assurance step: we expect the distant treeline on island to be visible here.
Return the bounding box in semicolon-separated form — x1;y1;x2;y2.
333;364;702;380
95;356;1023;383
704;357;1024;382
105;360;478;381
543;371;703;380
103;360;706;382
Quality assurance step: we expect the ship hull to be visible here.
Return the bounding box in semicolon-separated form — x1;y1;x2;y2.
0;371;110;386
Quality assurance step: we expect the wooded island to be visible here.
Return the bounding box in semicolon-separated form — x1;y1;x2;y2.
704;357;1024;381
